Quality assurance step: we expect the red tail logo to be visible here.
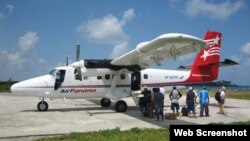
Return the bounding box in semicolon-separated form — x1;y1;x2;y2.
201;35;221;61
200;32;221;62
186;31;222;82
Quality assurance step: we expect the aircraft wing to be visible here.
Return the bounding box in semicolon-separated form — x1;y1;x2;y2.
111;33;207;69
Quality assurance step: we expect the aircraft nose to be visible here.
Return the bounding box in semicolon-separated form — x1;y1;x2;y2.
10;81;28;94
10;83;20;94
10;84;15;93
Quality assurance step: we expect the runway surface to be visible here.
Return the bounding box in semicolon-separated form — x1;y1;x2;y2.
1;93;250;140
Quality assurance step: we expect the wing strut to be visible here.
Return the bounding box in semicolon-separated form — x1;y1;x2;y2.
106;69;129;101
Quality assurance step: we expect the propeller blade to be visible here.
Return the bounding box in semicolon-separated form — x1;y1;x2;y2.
66;56;69;66
76;42;80;61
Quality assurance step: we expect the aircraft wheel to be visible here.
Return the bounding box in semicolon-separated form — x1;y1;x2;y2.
115;100;127;112
37;101;49;111
100;98;111;107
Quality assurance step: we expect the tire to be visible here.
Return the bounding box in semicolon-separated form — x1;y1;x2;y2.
100;98;111;107
115;100;127;112
37;101;49;111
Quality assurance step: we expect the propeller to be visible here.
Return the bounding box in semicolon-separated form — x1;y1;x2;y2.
66;56;69;66
74;41;82;81
76;41;80;61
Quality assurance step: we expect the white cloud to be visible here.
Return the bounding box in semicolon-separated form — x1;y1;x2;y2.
109;42;128;59
241;42;250;56
240;43;250;68
0;50;24;74
0;49;46;81
18;32;39;51
185;0;245;20
226;43;250;85
121;8;135;25
6;4;14;14
76;8;135;58
77;14;128;44
0;31;47;80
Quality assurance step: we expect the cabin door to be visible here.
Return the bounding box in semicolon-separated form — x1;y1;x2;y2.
131;71;141;91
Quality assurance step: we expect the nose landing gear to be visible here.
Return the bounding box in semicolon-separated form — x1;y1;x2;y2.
37;98;49;111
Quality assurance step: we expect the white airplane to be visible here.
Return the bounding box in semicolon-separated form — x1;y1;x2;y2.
11;30;237;112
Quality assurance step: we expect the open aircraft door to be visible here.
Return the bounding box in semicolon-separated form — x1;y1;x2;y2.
131;71;142;105
131;71;141;91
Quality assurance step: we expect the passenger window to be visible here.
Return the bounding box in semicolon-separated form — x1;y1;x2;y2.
83;76;89;80
97;76;102;80
105;74;110;80
120;74;125;79
144;74;148;79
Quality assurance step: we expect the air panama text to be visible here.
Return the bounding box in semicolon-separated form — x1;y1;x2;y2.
60;89;96;94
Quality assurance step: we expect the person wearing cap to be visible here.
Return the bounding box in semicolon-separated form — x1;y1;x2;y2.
169;86;182;116
199;86;210;117
186;87;196;117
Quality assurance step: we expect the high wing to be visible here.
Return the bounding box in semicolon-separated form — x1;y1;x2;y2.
111;33;207;69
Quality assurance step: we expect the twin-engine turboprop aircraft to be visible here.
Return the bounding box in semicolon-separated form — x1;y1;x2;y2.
11;30;237;112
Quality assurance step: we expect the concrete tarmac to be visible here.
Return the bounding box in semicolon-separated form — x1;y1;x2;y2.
1;93;250;140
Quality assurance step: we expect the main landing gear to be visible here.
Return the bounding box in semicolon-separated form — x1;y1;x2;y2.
100;98;127;112
37;98;49;111
115;100;127;112
100;98;111;107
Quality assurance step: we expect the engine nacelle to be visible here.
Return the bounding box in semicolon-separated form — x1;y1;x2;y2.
71;59;116;77
71;60;85;68
80;68;115;77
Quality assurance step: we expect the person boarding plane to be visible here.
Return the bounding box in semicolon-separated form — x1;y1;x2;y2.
11;30;237;112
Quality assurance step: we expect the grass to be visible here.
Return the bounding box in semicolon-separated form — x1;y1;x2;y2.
222;90;250;100
210;120;250;125
208;90;250;100
180;89;250;100
0;80;17;92
0;82;12;92
36;128;169;141
37;120;250;141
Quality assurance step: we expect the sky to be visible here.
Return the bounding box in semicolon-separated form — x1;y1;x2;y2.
0;0;250;85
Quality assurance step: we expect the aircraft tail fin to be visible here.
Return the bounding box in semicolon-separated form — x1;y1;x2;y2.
187;31;222;82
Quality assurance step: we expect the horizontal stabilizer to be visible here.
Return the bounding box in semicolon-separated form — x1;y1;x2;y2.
178;59;238;70
217;59;238;67
177;65;192;70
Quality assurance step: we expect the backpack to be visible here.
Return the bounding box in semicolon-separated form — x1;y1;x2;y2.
215;91;221;102
181;107;188;116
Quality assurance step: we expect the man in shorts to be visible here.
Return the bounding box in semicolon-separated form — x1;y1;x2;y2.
169;86;182;116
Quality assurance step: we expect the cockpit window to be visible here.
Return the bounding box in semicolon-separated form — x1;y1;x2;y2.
49;69;56;76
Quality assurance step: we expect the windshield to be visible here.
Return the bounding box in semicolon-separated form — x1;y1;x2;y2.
49;69;56;76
